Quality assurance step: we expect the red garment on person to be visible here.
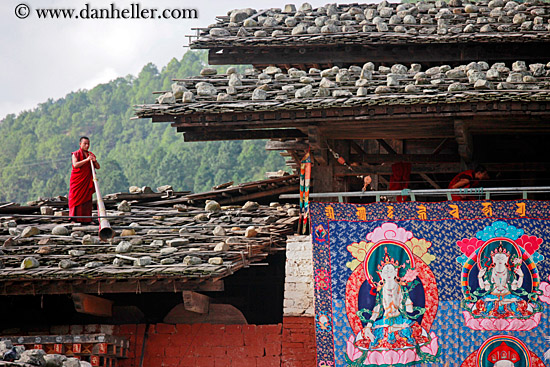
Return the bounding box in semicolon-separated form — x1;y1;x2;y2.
448;169;478;200
389;162;411;202
68;148;95;222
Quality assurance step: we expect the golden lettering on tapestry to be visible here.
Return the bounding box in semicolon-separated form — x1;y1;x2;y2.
449;204;460;219
516;203;526;217
482;202;493;217
386;205;394;219
356;207;366;221
325;206;335;220
417;205;427;220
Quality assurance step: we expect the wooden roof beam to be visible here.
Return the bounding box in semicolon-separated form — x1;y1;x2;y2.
206;43;550;66
72;293;113;317
350;154;459;164
181;128;306;141
265;140;309;151
0;279;225;295
336;163;460;176
336;162;550;176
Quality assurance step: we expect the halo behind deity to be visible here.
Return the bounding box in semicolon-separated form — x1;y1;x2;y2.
363;240;415;286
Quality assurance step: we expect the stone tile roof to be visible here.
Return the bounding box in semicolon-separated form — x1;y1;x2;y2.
0;180;299;291
135;60;550;118
190;0;550;48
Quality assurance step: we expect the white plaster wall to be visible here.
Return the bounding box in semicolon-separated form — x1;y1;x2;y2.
283;235;314;316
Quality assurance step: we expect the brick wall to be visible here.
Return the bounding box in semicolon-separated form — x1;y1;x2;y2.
9;237;319;366
281;317;316;367
113;318;315;367
116;323;282;367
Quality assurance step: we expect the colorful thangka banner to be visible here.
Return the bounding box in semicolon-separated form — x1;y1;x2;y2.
310;200;550;367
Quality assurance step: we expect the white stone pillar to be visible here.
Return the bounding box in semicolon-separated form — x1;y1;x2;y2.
283;235;314;316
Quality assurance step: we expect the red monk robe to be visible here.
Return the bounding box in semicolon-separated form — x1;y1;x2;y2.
68;147;96;223
448;167;489;201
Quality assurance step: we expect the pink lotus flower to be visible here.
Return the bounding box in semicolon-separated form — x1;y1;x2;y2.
463;311;542;331
540;281;550;305
346;335;362;361
420;332;439;356
402;268;419;282
361;333;438;365
365;348;420;365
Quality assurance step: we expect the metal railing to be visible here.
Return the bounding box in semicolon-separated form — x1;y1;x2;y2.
280;186;550;202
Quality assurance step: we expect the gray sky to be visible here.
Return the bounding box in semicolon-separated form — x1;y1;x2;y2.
1;0;349;119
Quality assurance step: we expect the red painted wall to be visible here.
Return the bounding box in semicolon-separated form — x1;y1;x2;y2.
115;317;315;367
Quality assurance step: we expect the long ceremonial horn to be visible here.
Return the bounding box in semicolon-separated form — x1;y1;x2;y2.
90;160;114;241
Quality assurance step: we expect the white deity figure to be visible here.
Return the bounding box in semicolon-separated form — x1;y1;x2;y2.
358;254;420;349
473;246;531;317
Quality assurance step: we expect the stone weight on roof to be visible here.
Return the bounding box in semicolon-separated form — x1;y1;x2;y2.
190;0;550;48
0;179;299;288
136;60;550;118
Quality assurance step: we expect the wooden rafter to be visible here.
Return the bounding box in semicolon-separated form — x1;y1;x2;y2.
377;139;397;155
265;140;309;151
181;128;306;141
349;140;369;159
0;279;225;296
432;138;449;155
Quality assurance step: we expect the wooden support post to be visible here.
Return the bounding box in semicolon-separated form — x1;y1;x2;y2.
454;119;473;168
308;126;326;165
72;293;113;317
182;291;210;314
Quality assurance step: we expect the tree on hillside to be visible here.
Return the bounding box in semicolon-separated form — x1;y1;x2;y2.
0;50;286;203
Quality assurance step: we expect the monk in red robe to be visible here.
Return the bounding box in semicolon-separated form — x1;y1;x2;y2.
448;165;489;200
69;137;100;223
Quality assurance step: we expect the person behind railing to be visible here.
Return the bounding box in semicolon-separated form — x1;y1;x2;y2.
448;165;489;200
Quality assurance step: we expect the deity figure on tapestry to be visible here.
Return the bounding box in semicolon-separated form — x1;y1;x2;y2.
456;221;550;331
460;335;547;367
344;223;439;367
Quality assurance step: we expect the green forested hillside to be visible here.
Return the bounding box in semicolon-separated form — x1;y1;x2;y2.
0;51;286;203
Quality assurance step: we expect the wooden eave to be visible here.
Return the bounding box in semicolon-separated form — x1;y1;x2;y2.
151;100;550;142
206;41;550;68
0;277;225;296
